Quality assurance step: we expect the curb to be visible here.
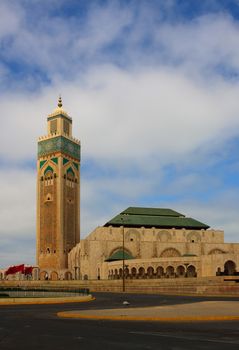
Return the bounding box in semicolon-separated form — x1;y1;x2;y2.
57;312;239;322
0;295;95;306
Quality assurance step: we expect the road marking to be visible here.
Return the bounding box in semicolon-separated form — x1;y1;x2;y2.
129;331;239;345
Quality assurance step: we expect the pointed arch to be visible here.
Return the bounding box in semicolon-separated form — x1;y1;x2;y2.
66;166;75;176
44;165;54;175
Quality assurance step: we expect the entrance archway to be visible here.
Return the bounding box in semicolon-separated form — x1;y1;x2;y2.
224;260;236;275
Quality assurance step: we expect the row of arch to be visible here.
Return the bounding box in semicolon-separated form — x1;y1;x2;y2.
107;247;226;261
108;265;197;279
39;271;72;281
108;260;238;280
124;229;213;243
159;247;226;257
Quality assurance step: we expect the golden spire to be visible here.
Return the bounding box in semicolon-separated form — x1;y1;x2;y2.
48;95;71;119
58;95;62;108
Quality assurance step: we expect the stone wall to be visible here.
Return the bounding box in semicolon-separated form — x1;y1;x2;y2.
2;276;239;296
68;225;239;280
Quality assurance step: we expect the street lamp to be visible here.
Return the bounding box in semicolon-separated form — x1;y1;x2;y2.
121;217;125;292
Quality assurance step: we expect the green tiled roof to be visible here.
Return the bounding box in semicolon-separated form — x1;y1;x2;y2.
104;207;209;230
105;250;134;262
121;207;184;217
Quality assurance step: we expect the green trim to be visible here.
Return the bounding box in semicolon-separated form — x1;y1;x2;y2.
40;160;47;169
51;157;58;164
182;254;197;257
38;136;81;161
66;167;74;175
105;250;134;262
63;158;69;165
44;165;54;175
73;162;79;170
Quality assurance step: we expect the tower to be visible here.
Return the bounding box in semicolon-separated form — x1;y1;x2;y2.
36;98;80;278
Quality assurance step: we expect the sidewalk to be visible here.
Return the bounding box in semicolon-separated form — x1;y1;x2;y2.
0;295;94;305
57;300;239;322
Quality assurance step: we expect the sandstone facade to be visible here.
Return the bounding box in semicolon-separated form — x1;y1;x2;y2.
68;210;239;281
36;98;80;280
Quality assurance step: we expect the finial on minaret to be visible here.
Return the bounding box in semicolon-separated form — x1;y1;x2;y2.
58;95;62;108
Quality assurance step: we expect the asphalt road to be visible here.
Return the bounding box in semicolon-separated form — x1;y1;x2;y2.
1;292;239;350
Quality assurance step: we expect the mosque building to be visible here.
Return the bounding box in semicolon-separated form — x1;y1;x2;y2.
36;100;239;281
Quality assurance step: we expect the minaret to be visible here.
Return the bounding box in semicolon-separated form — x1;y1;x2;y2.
36;97;80;279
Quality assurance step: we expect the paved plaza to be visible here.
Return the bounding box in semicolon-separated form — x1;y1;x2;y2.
1;293;239;349
58;300;239;321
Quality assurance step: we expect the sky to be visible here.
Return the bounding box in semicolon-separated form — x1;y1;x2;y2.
1;0;239;267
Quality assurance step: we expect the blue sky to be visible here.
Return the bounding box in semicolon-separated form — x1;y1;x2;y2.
1;0;239;267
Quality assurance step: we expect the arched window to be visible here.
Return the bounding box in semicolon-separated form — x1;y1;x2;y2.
156;266;164;277
131;267;137;279
45;193;53;202
44;166;54;186
66;167;76;188
138;267;145;278
176;265;185;277
160;248;181;258
166;266;174;277
125;267;129;278
187;265;196;277
147;266;154;278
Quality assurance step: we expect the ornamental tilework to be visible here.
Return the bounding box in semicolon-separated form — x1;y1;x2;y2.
63;158;69;165
44;165;54;175
51;157;58;164
73;162;79;170
38;136;81;160
40;160;47;168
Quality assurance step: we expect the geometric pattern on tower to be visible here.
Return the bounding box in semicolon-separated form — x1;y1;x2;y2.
44;165;54;175
38;136;80;160
51;157;58;164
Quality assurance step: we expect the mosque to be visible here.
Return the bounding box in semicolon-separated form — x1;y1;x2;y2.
36;99;239;281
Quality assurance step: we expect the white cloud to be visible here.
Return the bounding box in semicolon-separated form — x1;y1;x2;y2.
0;168;35;235
156;14;239;72
2;65;239;163
174;190;239;243
2;2;239;267
0;1;22;39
